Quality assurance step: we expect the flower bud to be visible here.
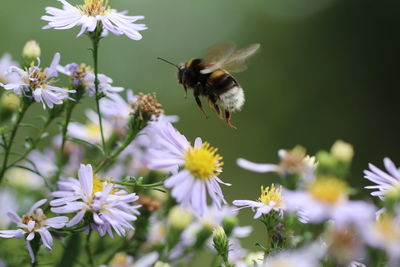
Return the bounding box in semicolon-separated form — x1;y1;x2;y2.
212;226;229;262
168;206;193;230
330;140;354;163
22;40;41;62
222;216;238;237
154;261;170;267
1;93;20;111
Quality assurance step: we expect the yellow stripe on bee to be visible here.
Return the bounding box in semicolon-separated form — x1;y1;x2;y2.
208;69;228;81
185;59;195;67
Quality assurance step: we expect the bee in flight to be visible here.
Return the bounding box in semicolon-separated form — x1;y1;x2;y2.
158;42;260;129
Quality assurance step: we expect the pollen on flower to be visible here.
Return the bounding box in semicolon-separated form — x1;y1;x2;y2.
21;209;46;232
78;0;110;16
27;67;49;90
92;177;118;195
308;176;348;205
184;142;223;180
258;184;283;207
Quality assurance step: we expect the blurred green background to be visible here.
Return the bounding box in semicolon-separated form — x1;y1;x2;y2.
1;0;400;263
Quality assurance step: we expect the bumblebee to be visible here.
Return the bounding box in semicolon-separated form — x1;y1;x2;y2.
158;42;260;129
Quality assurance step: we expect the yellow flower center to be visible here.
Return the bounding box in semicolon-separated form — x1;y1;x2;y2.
79;0;110;16
308;176;348;205
26;67;49;90
258;184;283;207
374;213;400;243
92;177;118;195
184;142;223;180
86;122;101;138
21;209;47;232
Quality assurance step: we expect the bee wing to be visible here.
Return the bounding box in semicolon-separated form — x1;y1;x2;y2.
221;43;261;73
200;42;237;74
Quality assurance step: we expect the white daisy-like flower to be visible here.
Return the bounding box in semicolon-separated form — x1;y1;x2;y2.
68;109;113;144
364;157;400;199
233;184;285;219
0;53;20;85
2;53;75;109
58;63;124;97
102;252;158;267
147;123;230;215
42;0;147;40
50;164;141;237
237;146;316;181
0;199;68;263
284;176;376;224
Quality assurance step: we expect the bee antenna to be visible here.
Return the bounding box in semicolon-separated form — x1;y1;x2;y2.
157;57;179;69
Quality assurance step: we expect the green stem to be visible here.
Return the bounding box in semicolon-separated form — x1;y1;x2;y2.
85;230;95;267
94;115;147;173
0;101;30;183
90;34;107;155
8;115;54;168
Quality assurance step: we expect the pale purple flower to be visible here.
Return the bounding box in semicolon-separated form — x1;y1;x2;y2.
100;252;158;267
233;184;285;219
50;164;141;237
42;0;147;40
237;146;316;181
0;188;18;229
0;199;68;263
0;53;20;85
364;157;400;199
2;53;75;109
68;109;113;144
58;63;124;97
147;123;230;215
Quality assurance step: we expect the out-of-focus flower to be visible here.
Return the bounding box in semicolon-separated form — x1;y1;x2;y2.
68;109;113;144
238;146;316;181
330;140;354;163
233;184;284;219
0;199;68;263
26;149;58;178
1;92;20;111
262;243;325;267
42;0;147;40
362;213;400;265
0;53;20;85
2;53;75;109
0;188;18;229
364;157;400;199
147;123;230;215
285;176;375;224
5;167;45;190
105;252;158;267
51;164;141;237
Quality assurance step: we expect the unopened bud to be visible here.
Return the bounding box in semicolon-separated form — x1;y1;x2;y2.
168;206;193;230
1;93;20;111
22;40;41;62
222;216;238;237
331;140;354;163
212;226;229;262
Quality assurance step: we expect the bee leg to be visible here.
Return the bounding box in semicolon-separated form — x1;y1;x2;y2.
224;110;237;130
208;96;222;119
194;94;209;119
183;85;188;99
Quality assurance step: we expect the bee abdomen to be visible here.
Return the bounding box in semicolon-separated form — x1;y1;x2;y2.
219;86;245;112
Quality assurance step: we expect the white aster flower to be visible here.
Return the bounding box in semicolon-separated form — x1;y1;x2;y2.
364;157;400;199
284;176;376;224
233;184;285;219
0;188;18;229
2;53;75;109
42;0;147;40
147;123;230;215
102;252;158;267
0;199;68;263
68;109;113;144
50;164;141;237
238;146;316;181
0;53;20;85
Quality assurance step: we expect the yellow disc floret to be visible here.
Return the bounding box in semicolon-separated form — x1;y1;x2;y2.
308;176;348;205
184;142;223;180
258;184;283;207
78;0;110;16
